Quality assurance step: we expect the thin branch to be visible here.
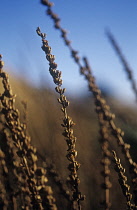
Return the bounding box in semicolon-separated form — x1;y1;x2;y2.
106;29;137;103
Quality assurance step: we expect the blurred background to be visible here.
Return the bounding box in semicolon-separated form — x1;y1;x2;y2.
0;0;137;107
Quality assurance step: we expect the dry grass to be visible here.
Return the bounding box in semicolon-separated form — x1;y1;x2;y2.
0;63;137;209
0;0;137;209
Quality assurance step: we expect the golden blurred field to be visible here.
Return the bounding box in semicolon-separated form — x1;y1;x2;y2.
1;73;135;210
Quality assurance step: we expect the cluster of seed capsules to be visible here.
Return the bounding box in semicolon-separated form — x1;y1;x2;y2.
0;54;59;210
0;129;33;209
0;55;44;209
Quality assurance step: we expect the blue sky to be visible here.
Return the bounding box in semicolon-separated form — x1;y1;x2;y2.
0;0;137;106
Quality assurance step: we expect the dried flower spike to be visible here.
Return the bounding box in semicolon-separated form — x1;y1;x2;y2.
36;27;85;210
112;150;136;209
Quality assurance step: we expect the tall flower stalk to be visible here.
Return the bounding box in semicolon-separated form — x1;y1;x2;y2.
36;27;84;210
